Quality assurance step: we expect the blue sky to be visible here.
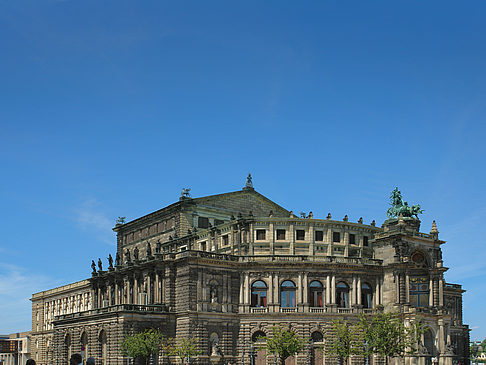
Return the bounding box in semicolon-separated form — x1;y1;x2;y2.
1;1;486;340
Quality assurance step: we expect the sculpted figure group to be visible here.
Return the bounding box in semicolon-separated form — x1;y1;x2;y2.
387;187;424;219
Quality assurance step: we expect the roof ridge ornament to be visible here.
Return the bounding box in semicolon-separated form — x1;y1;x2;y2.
243;173;254;190
180;188;191;200
386;187;423;219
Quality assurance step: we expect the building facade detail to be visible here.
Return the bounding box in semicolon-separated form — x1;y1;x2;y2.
31;186;469;365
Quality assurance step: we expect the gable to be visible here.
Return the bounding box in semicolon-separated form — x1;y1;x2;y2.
192;189;289;217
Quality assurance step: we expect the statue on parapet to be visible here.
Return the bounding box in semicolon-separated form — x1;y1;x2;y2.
115;252;120;266
116;216;126;225
91;260;97;274
97;258;103;271
108;254;113;269
387;187;424;219
180;188;191;198
146;242;152;258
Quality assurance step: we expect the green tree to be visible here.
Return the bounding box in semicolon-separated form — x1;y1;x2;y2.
259;325;305;365
326;320;363;365
121;328;164;365
163;337;202;364
358;312;424;364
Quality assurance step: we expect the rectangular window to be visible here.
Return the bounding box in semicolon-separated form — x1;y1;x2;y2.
349;234;356;245
198;217;209;228
222;235;229;246
276;229;286;240
363;236;369;246
256;229;266;240
296;229;305;240
315;231;324;241
200;241;207;251
333;232;341;243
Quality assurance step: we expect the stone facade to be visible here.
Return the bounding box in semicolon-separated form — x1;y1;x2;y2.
31;186;469;365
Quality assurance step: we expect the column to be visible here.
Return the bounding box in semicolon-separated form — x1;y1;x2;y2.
134;276;139;304
405;273;410;303
249;223;254;255
155;272;160;303
108;283;112;306
438;320;445;354
269;223;275;255
331;275;336;304
97;287;102;308
308;224;315;256
357;277;362;306
344;232;349;257
244;273;250;305
352;276;357;306
239;275;244;305
223;274;228;303
268;273;273;304
429;278;434;307
327;228;333;256
439;279;444;307
395;273;400;303
289;223;295;255
297;273;303;304
274;273;279;306
434;279;440;307
147;275;152;304
303;272;308;306
161;272;166;303
375;277;380;306
326;275;331;305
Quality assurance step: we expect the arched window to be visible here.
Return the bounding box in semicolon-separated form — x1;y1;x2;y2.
81;332;88;364
424;328;436;359
311;331;323;343
251;280;267;307
336;282;349;308
280;280;296;308
64;334;72;364
361;283;373;309
410;277;429;307
99;330;107;365
252;331;266;343
309;281;324;307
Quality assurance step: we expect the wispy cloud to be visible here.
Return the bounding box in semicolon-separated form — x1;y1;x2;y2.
74;198;115;245
0;262;58;333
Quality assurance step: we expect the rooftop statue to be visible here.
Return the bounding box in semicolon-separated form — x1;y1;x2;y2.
180;188;191;198
116;216;126;225
387;187;424;219
245;173;253;189
108;254;113;269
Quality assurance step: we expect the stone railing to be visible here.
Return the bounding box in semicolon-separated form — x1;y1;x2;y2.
54;304;169;321
444;283;462;290
244;306;377;314
240;255;382;266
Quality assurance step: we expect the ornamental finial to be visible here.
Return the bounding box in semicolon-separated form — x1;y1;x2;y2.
244;173;253;189
430;220;438;234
